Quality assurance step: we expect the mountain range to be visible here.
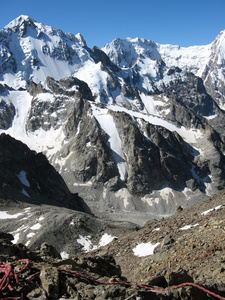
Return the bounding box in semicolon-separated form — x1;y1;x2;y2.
0;15;225;226
1;15;225;299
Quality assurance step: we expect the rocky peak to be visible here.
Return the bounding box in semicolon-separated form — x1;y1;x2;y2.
4;15;36;30
102;37;160;68
75;32;87;47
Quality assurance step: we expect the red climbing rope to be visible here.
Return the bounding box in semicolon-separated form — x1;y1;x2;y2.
137;282;225;300
0;259;30;300
1;260;225;300
58;268;225;300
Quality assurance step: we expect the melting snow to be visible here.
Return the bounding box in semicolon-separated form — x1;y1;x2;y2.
201;205;222;216
27;232;35;238
180;223;199;231
98;233;116;247
152;227;160;232
60;251;69;259
0;211;23;219
12;233;20;244
77;235;94;252
77;233;116;253
133;241;160;257
30;223;41;230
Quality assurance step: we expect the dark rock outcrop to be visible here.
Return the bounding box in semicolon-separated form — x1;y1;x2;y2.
0;133;91;213
0;99;15;129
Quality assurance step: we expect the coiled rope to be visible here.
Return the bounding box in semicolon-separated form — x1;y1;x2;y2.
1;259;225;300
0;259;31;300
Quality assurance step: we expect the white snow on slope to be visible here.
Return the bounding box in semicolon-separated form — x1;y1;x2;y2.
0;207;44;245
60;251;69;259
91;105;128;181
158;43;212;77
77;233;116;253
17;171;30;187
99;233;116;247
1;16;92;89
107;104;202;144
201;205;222;216
75;61;109;102
133;241;160;257
102;36;213;78
21;189;30;198
180;223;199;231
2;91;32;136
0;211;23;219
30;223;42;230
0;90;65;160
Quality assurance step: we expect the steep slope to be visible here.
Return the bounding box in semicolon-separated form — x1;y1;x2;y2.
0;133;90;213
0;133;136;254
0;15;225;224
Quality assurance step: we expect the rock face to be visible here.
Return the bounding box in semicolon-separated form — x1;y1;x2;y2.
1;15;225;223
0;99;16;129
0;133;91;213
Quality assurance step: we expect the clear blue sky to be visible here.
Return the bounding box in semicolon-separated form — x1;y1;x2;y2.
0;0;225;48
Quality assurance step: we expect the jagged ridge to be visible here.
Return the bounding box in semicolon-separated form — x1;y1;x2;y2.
0;15;225;224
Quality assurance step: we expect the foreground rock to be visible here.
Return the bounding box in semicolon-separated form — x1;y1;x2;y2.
1;231;224;300
1;190;225;299
87;189;225;299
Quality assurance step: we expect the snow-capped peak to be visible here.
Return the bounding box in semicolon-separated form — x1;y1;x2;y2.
75;33;87;47
0;15;93;89
102;37;160;68
4;15;36;30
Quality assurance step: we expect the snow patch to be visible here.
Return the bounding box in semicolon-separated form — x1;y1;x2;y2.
17;171;30;187
114;188;132;209
30;223;41;230
133;241;160;257
0;211;23;219
77;233;116;253
98;233;116;247
25;240;31;247
27;232;35;238
91;105;128;181
60;251;69;259
152;227;160;232
21;189;30;198
201;205;222;216
12;233;20;244
77;235;93;252
180;223;199;231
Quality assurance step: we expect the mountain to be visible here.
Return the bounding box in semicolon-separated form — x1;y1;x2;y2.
1;15;225;225
0;133;136;255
